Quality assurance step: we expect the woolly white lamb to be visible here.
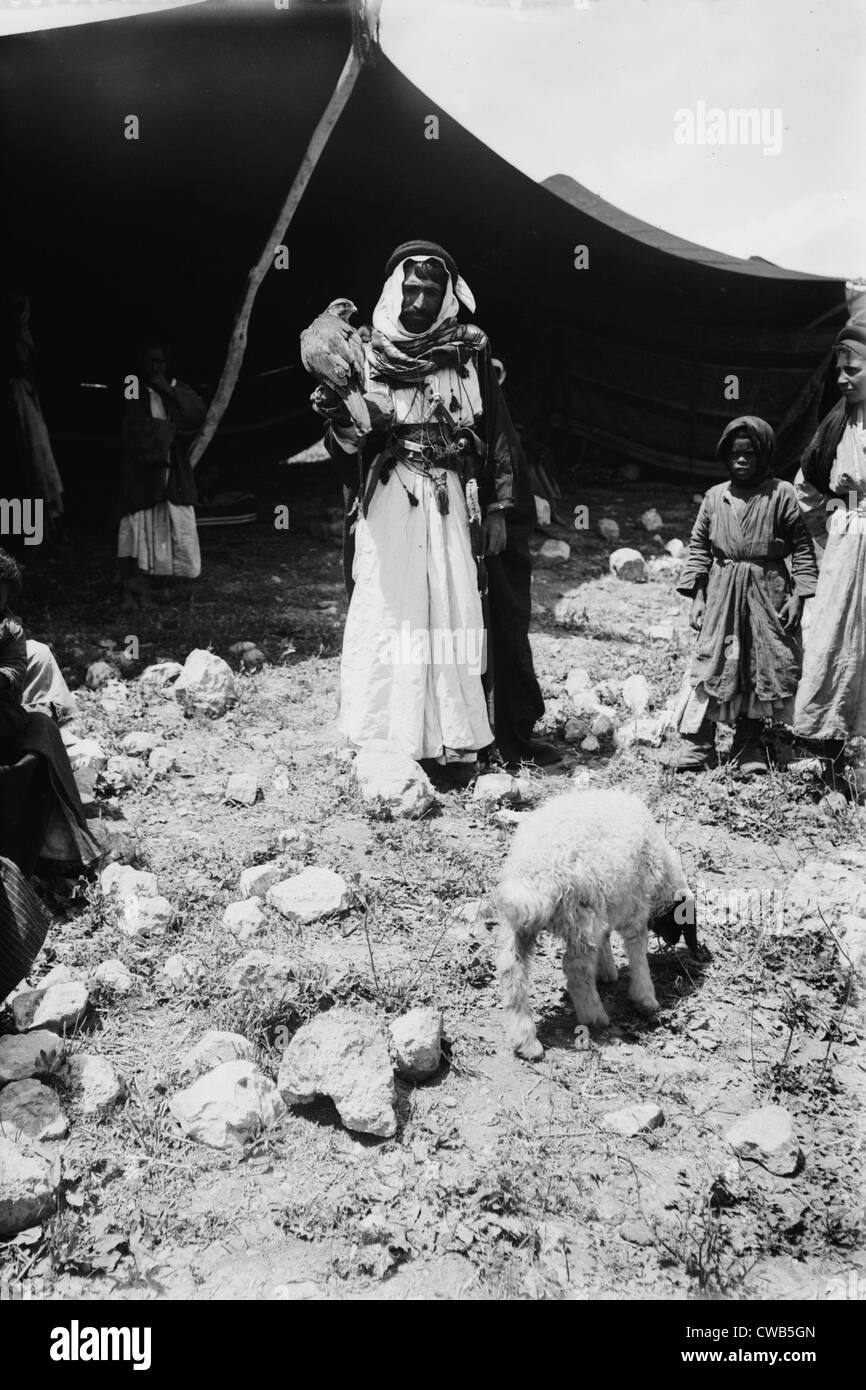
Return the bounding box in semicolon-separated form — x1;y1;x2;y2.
494;788;696;1059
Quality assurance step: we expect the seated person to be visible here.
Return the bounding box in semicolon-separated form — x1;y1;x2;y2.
0;548;98;877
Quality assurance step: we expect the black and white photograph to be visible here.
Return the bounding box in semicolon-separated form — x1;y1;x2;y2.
1;0;864;1332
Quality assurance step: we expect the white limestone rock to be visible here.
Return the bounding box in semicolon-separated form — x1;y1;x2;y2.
179;1030;256;1080
621;673;651;716
537;539;570;564
148;747;176;775
140;661;184;692
266;867;352;925
0;1031;66;1085
640;508;663;532
173;649;237;716
609;548;647;583
238;862;286;899
0;1136;59;1237
354;741;437;820
66;739;107;773
0;1079;68;1141
472;774;538;808
602;1102;665;1137
11;981;90;1035
726;1106;802;1176
169;1060;285;1150
225;772;259;806
120;731;163;756
278;1008;396;1138
597;517;620;543
63;1054;126;1115
91;962;134;1000
389;1008;443;1082
118;894;175;939
222;897;266;941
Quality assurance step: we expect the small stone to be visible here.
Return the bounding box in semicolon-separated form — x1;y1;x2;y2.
173;649;237;717
240;648;266;670
0;1080;68;1141
537;539;570;564
169;1060;285;1151
389;1008;443;1081
104;755;142;791
597;517;620;543
591;712;615;738
571;767;592;789
118;894;175;938
222;898;266;940
621;673;651;716
66;739;107;772
148;747;176;775
649;624;675;642
640;508;663;532
36;965;79;990
354;741;437;819
63;1054;125;1114
238;862;286;899
580;735;600;753
601;1102;665;1137
140;661;183;692
228;641;257;657
91;959;134;996
665;538;685;559
564;717;592;744
85;661;114;690
564;668;593;700
535;496;551;526
278;1008;396;1138
276;827;313;855
0;1136;59;1237
266;867;352;924
614;715;669;750
11;981;90;1035
472;773;537;808
819;792;849;818
159;954;199;990
0;1031;66;1085
120;731;162;756
227;951;295;999
100;863;158;901
609;548;647;583
225;772;259;806
725;1105;802;1176
179;1030;256;1080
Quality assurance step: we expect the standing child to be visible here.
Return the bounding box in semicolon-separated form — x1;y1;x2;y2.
664;416;818;774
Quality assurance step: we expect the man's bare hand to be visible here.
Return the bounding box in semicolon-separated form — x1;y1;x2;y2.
690;591;706;631
482;512;507;556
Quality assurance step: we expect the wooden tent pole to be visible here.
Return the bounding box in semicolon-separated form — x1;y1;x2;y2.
188;0;381;471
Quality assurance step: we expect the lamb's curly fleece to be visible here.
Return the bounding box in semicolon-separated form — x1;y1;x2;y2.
494;789;690;1059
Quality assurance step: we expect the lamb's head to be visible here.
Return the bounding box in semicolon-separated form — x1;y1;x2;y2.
651;889;710;960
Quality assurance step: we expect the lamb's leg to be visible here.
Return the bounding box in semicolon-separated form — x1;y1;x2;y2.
563;937;610;1029
498;929;544;1060
621;921;659;1015
597;934;618;984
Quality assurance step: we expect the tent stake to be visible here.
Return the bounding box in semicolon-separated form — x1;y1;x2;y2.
188;0;381;471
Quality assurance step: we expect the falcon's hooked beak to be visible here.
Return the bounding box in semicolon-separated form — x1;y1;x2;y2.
328;298;358;322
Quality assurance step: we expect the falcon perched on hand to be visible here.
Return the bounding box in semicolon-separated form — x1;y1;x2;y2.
300;297;371;434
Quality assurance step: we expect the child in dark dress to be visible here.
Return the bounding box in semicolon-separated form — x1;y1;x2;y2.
663;417;819;774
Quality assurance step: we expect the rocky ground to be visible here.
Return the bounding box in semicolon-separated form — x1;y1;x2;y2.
0;471;864;1301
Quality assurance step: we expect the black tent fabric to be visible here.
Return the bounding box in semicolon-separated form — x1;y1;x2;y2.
1;0;847;487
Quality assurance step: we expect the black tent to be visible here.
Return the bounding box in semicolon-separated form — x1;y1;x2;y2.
1;0;847;489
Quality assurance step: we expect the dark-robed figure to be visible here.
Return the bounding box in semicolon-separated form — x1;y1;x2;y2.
0;549;100;1000
302;240;553;783
665;416;818;775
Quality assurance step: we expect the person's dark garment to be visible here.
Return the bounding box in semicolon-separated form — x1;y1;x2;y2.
119;381;206;518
